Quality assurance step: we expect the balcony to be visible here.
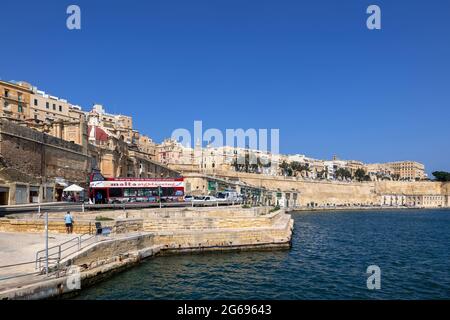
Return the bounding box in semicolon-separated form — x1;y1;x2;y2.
1;95;29;105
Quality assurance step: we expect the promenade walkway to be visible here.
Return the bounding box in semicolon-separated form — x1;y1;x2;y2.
0;232;77;290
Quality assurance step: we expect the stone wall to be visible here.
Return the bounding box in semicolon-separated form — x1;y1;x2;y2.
71;233;157;265
142;210;282;232
187;171;450;208
0;119;90;186
0;218;94;234
0;217;142;235
443;183;450;207
114;219;143;234
69;209;293;265
152;212;293;251
374;181;443;195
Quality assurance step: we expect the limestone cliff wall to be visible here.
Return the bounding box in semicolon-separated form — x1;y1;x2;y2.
374;181;442;195
203;171;449;207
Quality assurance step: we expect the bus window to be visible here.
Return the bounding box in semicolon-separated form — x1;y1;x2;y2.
124;188;137;197
137;189;150;197
162;187;175;196
109;188;123;198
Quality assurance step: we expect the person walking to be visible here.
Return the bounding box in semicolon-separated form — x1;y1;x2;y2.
96;192;103;204
64;211;74;234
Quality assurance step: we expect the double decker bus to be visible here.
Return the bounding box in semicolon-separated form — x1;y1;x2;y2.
88;171;184;204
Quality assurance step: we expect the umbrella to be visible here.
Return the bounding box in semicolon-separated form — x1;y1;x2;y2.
63;184;84;192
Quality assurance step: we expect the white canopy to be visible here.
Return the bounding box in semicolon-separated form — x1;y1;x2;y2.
63;184;84;192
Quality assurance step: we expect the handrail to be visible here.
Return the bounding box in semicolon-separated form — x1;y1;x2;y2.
0;260;38;269
35;232;97;271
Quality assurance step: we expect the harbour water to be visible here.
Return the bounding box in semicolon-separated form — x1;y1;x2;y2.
75;209;450;299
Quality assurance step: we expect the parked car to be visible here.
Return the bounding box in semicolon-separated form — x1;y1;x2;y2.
216;191;242;202
184;195;194;202
192;196;206;202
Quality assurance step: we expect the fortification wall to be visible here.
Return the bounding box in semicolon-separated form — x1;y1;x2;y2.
374;181;442;195
0;119;90;185
203;171;448;207
67;209;293;265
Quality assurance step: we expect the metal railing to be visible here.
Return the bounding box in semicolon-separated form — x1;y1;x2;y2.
35;232;97;272
0;260;44;282
0;233;99;284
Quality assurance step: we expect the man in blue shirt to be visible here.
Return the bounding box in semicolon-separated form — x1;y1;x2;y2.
64;211;74;234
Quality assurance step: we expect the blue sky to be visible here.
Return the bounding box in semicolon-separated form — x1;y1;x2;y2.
1;0;449;174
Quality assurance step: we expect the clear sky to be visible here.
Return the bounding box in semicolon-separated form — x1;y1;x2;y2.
1;0;449;174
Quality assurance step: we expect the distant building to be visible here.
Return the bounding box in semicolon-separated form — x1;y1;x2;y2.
30;86;82;123
87;104;136;143
384;161;426;180
0;80;32;121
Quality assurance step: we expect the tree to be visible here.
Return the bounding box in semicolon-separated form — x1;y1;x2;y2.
279;161;290;176
335;168;352;180
232;153;272;174
289;161;301;176
432;171;450;182
354;168;367;182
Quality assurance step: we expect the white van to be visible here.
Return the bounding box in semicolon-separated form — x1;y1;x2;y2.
216;191;241;202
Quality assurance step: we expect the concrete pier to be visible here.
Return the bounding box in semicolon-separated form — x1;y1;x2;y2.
0;206;293;299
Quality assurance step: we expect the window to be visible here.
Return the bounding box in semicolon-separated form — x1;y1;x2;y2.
18;93;22;101
3;100;9;108
34;99;38;106
124;189;137;197
109;188;123;198
46;102;49;109
18;103;23;113
4;89;9;97
59;105;62;112
137;189;147;197
53;104;56;110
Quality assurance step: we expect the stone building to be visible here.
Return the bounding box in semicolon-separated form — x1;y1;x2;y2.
381;194;446;208
29;86;83;123
88;125;178;179
137;134;157;161
87;104;137;144
384;161;426;180
157;138;194;166
0;80;32;122
28;116;88;147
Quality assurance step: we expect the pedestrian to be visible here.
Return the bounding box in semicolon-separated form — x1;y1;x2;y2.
96;192;103;204
64;211;74;234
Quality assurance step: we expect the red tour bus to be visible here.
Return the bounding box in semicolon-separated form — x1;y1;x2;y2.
88;171;185;204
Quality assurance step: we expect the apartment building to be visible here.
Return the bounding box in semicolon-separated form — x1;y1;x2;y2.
0;80;32;121
31;88;75;122
138;135;157;160
384;161;426;180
